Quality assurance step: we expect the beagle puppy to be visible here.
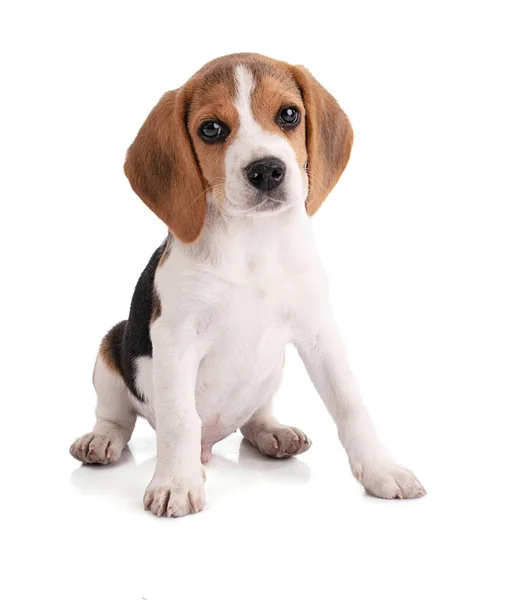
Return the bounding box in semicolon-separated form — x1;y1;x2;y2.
70;53;425;517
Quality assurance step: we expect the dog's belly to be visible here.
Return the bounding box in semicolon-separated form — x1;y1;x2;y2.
133;323;289;445
195;342;286;445
196;318;290;443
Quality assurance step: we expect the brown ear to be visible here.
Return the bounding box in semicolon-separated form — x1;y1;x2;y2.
291;66;354;216
124;87;206;243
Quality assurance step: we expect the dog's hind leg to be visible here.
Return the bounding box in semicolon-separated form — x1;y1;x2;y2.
241;400;312;459
70;324;137;465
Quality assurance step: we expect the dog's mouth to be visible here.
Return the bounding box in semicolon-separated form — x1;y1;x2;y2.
245;187;293;215
252;197;292;215
223;179;295;218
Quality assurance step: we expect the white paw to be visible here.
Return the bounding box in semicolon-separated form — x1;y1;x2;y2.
143;476;206;518
255;426;312;458
351;459;426;499
69;432;123;465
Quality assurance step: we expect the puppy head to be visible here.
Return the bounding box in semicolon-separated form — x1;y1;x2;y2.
124;53;353;243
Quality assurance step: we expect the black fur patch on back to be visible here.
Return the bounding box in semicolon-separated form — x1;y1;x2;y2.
115;237;170;401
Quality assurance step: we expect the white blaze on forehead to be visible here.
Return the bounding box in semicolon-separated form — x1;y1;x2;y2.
224;63;306;208
231;64;292;161
234;65;259;133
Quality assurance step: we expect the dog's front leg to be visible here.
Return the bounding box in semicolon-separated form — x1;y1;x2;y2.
143;320;205;517
296;315;425;499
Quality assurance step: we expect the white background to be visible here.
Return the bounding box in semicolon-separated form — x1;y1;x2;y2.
2;1;505;599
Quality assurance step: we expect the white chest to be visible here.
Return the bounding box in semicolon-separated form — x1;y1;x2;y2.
195;290;289;436
147;211;326;440
201;281;292;366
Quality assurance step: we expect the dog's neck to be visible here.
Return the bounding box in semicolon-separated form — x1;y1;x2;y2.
175;198;316;280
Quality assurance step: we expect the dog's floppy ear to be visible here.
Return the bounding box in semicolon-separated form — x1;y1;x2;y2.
124;87;206;243
291;66;354;216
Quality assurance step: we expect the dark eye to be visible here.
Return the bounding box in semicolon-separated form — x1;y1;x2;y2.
199;120;229;143
277;106;300;129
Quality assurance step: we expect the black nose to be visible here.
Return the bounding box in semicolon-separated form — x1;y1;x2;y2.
245;157;286;191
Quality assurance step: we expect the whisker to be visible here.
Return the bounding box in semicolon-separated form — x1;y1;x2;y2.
305;184;318;209
182;184;223;216
306;169;330;196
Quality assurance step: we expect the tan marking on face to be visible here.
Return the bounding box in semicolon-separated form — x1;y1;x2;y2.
187;66;240;207
250;71;307;169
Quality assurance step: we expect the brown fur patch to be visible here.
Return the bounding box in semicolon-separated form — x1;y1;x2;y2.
99;328;122;375
250;69;307;169
185;56;259;208
290;65;353;215
124;88;207;244
187;78;240;207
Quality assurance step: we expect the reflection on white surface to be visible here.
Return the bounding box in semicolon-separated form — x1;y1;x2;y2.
70;435;312;506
